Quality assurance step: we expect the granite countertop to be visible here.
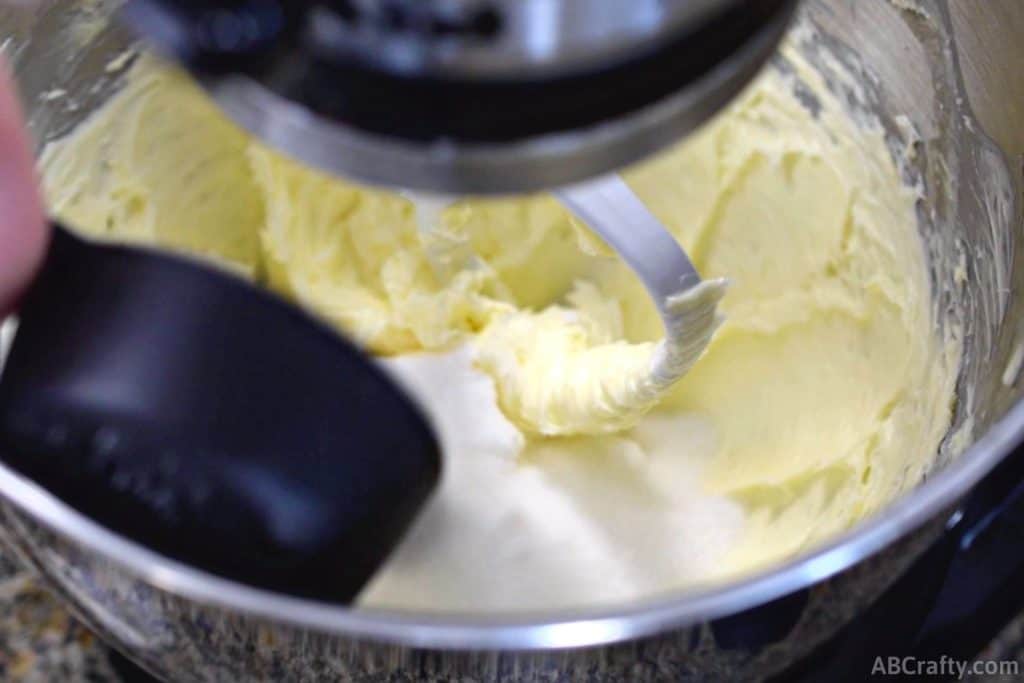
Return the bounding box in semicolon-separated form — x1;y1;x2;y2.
0;542;1021;683
0;548;119;682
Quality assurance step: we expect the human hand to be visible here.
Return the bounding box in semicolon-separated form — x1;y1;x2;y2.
0;58;48;317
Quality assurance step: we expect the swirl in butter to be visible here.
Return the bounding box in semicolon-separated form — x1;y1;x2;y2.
475;278;728;435
39;43;958;611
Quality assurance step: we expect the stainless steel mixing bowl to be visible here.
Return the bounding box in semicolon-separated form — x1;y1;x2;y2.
0;0;1021;680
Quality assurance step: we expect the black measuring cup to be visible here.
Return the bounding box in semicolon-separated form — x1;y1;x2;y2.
0;223;441;603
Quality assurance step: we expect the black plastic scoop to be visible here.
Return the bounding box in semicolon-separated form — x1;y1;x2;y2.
0;223;441;604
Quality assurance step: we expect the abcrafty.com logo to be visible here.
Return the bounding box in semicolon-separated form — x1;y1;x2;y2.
872;655;1019;679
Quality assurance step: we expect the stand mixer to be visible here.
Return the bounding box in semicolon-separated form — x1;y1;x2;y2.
118;0;801;431
0;0;798;603
119;0;798;193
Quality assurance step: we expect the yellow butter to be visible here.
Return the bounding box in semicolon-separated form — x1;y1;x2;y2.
39;46;959;607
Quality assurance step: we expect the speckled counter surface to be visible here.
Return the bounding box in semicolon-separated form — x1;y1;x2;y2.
0;548;118;681
0;541;1019;683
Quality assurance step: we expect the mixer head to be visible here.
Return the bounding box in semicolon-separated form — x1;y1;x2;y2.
119;0;798;194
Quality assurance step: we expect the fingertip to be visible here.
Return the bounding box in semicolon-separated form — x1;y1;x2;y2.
0;58;49;316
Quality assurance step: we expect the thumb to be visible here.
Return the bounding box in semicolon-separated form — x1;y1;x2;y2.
0;58;49;317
